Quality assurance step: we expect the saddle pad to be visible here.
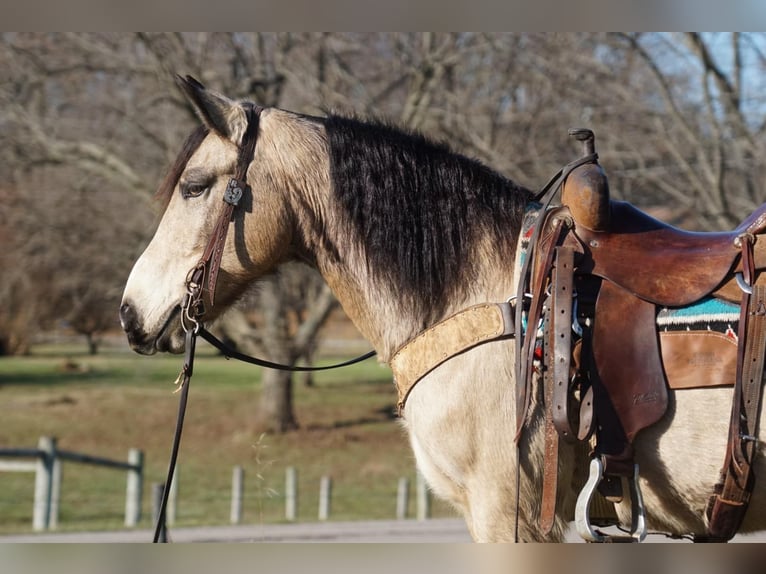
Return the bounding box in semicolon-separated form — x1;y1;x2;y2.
657;297;739;390
657;296;740;337
518;201;543;268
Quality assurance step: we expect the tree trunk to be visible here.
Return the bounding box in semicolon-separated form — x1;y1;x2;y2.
300;345;315;387
258;369;298;432
86;332;99;355
300;372;314;388
256;279;299;432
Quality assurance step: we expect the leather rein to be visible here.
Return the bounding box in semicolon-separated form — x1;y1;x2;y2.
152;104;375;542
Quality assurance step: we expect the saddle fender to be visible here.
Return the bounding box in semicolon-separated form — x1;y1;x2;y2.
590;280;669;448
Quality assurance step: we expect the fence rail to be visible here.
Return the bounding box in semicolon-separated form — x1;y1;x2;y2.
2;438;432;534
0;448;43;459
0;436;143;531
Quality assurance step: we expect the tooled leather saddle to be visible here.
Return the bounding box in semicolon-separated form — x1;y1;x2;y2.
518;129;766;542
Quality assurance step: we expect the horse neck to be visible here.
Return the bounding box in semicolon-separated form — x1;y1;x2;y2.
270;111;527;361
308;223;521;362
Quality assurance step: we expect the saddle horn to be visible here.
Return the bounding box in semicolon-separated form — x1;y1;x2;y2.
562;128;611;231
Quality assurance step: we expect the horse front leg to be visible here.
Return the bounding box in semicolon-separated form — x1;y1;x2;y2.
405;415;572;542
400;350;572;542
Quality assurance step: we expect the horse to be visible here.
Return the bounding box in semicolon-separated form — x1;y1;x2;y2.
120;76;766;542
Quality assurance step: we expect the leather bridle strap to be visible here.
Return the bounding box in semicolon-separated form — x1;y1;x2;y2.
153;330;376;543
199;327;376;371
185;103;263;321
154;105;376;542
153;328;195;543
154;105;262;543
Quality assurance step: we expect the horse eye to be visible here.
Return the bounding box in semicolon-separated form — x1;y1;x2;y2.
180;182;209;199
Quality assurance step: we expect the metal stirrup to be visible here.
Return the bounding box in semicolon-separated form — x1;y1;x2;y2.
575;457;647;543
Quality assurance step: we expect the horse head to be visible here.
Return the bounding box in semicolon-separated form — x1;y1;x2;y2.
120;76;303;354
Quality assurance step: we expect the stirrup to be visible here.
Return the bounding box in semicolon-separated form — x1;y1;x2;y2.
575;457;647;542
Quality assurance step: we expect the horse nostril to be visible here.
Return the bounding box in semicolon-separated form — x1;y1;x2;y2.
119;302;137;331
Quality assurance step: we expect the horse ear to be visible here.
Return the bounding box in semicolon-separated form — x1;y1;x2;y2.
175;75;248;146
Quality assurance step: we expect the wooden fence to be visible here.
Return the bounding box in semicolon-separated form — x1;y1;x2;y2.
225;465;430;524
1;436;431;532
0;436;143;531
152;465;432;530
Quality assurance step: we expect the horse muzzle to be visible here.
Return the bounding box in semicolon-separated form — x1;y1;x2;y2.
119;300;184;355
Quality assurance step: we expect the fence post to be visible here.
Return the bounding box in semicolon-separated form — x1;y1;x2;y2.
416;470;431;521
125;448;143;527
167;464;178;526
396;477;410;519
285;466;298;522
318;475;332;521
231;466;244;525
33;436;55;531
49;452;62;530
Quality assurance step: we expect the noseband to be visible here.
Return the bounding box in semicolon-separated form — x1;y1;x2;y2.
153;104;375;542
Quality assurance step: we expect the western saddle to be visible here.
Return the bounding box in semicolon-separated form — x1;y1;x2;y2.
519;129;766;542
389;128;766;542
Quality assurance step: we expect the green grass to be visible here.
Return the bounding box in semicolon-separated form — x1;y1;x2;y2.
0;341;457;534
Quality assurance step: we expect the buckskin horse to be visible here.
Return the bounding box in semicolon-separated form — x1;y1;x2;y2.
120;76;766;542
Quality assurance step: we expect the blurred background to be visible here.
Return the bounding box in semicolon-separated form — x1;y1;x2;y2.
3;32;766;359
1;32;765;536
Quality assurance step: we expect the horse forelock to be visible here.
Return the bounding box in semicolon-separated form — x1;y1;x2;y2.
154;125;210;211
325;114;533;325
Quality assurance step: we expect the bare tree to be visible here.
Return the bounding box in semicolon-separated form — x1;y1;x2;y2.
603;32;766;229
2;33;763;431
0;32;344;431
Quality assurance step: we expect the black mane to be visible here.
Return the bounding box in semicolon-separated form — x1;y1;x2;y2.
325;115;533;325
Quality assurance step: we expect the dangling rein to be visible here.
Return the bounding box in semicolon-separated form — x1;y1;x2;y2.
153;103;375;543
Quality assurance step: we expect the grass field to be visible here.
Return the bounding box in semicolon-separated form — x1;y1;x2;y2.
0;339;458;534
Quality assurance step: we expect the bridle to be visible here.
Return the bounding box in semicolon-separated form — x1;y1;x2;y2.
182;103;262;328
152;103;375;542
153;117;592;542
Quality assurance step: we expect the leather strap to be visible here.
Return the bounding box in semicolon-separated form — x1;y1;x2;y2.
540;309;559;534
515;211;570;441
157;105;262;543
154;328;196;542
551;245;576;441
199;327;376;371
706;235;766;540
513;153;598;443
187;104;263;319
390;302;515;412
